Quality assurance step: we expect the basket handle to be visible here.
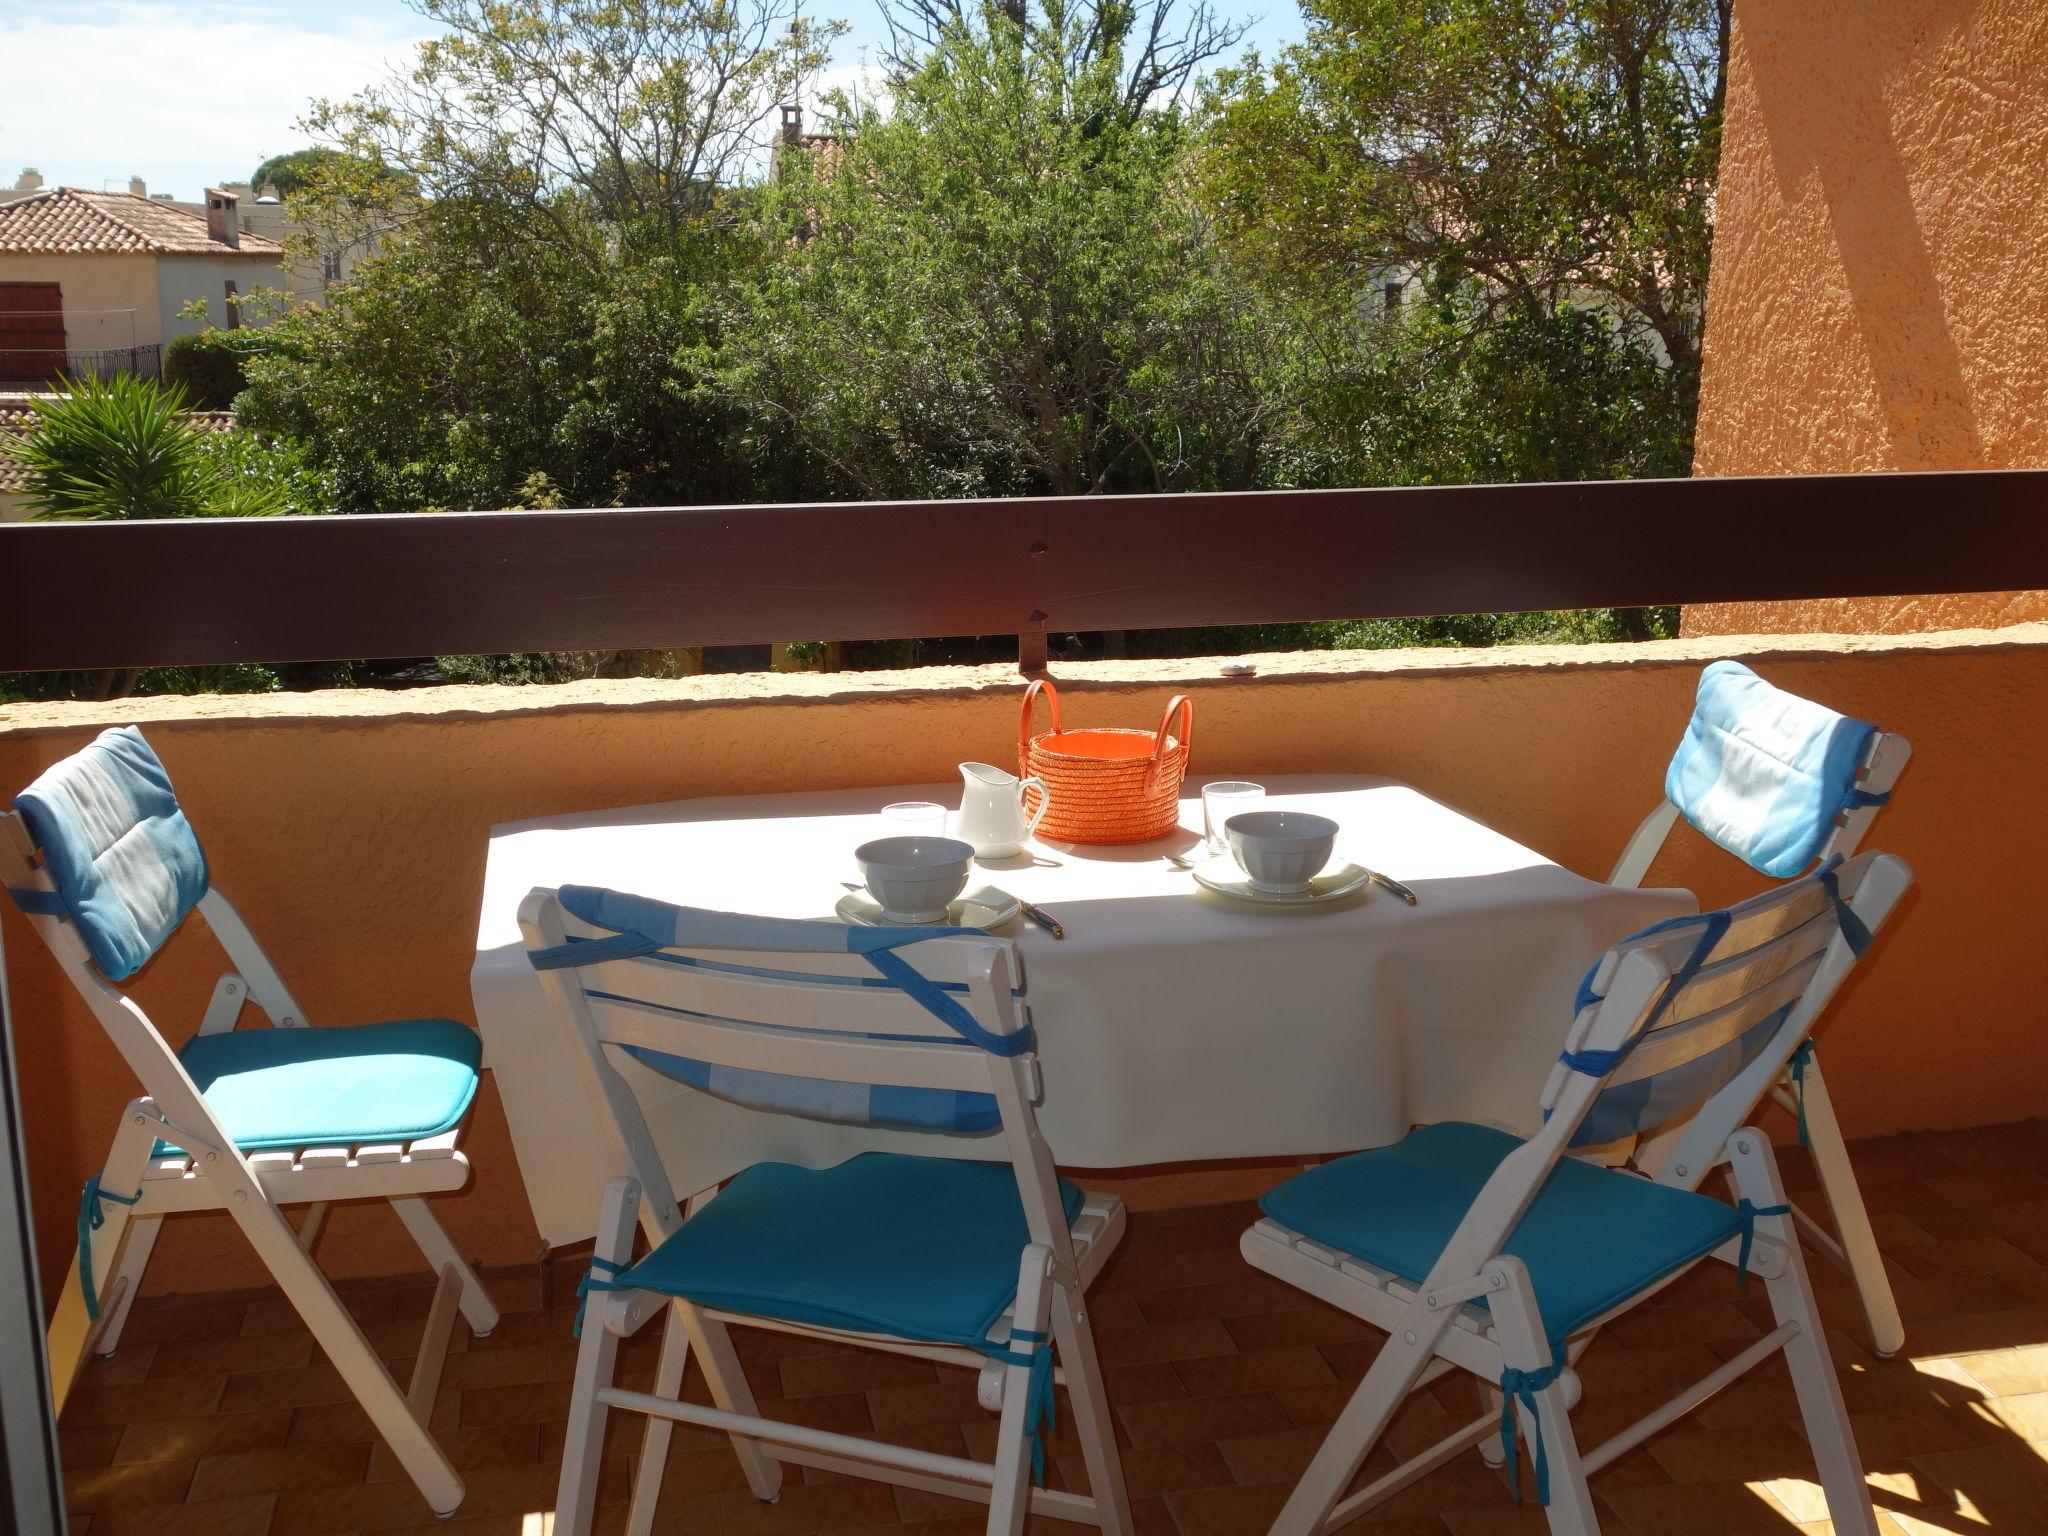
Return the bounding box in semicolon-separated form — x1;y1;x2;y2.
1019;677;1064;775
1145;695;1194;791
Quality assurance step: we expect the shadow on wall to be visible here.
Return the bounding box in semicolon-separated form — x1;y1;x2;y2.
1741;0;1985;470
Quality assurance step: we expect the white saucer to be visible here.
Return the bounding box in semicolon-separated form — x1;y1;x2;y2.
1191;855;1373;906
836;884;1023;930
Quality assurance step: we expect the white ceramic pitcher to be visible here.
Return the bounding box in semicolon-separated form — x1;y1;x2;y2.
955;761;1048;858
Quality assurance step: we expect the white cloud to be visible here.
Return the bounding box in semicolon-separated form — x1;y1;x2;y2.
0;2;430;197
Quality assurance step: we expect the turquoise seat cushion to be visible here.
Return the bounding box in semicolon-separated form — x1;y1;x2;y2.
175;1019;482;1152
1260;1122;1746;1349
14;727;209;982
623;1152;1085;1350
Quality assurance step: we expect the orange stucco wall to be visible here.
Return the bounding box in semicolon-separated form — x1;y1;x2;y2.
1685;0;2048;638
3;627;2043;1301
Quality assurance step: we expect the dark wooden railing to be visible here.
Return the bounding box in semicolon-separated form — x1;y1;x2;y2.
2;470;2045;673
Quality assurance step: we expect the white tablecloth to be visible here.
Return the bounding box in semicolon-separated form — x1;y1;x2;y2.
472;774;1692;1247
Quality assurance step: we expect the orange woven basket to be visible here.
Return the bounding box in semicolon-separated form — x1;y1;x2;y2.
1018;679;1194;845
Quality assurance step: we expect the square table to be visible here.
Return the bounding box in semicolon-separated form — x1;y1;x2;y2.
472;774;1692;1247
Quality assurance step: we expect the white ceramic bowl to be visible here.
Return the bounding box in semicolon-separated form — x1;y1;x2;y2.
855;836;976;922
1226;810;1338;893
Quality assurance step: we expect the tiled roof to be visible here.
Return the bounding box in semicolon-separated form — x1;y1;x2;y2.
0;403;235;494
0;187;285;256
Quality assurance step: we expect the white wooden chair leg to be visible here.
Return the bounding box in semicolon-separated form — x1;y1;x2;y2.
390;1196;502;1337
989;1247;1052;1536
1268;1309;1446;1536
1476;1378;1506;1467
1792;1054;1905;1357
624;1305;693;1536
1050;1283;1133;1536
1728;1131;1879;1536
224;1182;462;1514
49;1108;157;1407
93;1213;162;1357
295;1201;330;1254
674;1300;783;1502
559;1180;637;1536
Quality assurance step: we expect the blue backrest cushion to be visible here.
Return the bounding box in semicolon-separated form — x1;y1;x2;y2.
14;727;209;982
539;885;1005;1135
1665;661;1879;879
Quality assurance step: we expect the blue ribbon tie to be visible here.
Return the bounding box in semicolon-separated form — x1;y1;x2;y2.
1498;1362;1565;1504
1818;859;1873;957
1735;1199;1792;1290
571;1254;631;1340
77;1177;143;1322
1788;1039;1815;1148
994;1327;1057;1484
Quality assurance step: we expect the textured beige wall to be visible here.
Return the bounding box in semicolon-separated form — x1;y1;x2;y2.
1686;0;2048;637
4;629;2042;1299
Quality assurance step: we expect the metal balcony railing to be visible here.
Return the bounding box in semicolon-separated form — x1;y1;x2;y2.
0;344;161;387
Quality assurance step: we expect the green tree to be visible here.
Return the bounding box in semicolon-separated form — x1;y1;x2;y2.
721;4;1284;500
1206;0;1728;478
249;147;362;198
238;0;836;513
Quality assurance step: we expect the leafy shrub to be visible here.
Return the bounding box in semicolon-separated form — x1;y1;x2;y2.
164;330;251;409
1;372;283;519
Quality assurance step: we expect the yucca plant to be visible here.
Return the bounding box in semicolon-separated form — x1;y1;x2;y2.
1;372;283;520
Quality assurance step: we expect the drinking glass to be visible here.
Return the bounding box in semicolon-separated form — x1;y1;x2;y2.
1202;781;1266;855
881;801;949;838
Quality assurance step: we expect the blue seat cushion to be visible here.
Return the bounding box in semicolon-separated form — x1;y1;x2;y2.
1260;1123;1746;1349
622;1153;1085;1350
174;1019;482;1152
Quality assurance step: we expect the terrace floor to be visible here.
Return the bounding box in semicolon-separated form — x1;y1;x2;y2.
56;1121;2048;1536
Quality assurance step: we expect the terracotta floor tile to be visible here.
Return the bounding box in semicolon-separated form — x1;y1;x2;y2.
63;1454;198;1513
148;1328;317;1380
1173;1346;1337;1399
367;1423;545;1483
1892;1237;2042;1282
1132;1276;1316;1324
1642;1422;1825;1484
58;1151;2048;1534
1220;1305;1374;1353
1102;1362;1188;1407
63;1375;227;1428
1117;1389;1292;1448
462;1378;578;1428
1945;1346;2048;1397
1096;1318;1238;1369
61;1422;126;1469
778;1348;938;1398
187;1440;372;1501
718;1475;900;1535
85;1492;278;1536
1598;1477;1804;1536
113;1408;291;1464
1060;1439;1232;1499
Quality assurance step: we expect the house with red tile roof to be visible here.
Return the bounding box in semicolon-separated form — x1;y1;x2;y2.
0;183;285;386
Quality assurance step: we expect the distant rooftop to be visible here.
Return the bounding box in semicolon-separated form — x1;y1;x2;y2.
0;187;284;257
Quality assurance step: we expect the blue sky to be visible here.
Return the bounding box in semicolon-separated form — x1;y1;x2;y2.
0;0;1302;203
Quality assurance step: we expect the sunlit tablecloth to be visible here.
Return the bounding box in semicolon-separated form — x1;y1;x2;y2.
471;774;1692;1246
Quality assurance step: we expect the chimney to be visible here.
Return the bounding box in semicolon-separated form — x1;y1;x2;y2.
14;167;42;192
204;187;240;247
128;175;147;198
781;104;802;145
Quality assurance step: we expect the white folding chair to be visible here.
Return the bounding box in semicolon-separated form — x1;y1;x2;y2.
1612;660;1913;1356
2;727;499;1517
519;882;1135;1536
1243;849;1913;1536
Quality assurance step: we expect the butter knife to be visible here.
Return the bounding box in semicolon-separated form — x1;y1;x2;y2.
1019;900;1065;939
